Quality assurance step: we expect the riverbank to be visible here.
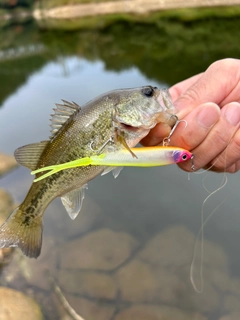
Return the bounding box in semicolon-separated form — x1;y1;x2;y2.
34;0;240;20
1;0;240;30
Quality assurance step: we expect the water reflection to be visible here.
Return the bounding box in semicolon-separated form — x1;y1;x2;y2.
0;18;240;320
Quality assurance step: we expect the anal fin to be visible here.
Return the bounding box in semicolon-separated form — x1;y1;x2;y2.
101;166;123;179
61;184;88;220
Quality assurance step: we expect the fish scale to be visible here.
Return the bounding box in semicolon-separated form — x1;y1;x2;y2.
0;86;177;258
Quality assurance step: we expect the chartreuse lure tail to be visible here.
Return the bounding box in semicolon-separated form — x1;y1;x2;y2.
31;154;106;182
31;146;193;182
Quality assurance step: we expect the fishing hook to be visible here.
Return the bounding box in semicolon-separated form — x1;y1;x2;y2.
89;136;114;154
162;119;188;146
191;154;195;171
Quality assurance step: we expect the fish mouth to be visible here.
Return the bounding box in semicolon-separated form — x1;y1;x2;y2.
114;112;158;132
118;122;140;132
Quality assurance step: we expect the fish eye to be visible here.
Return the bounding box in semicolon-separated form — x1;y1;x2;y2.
182;153;188;161
142;86;154;97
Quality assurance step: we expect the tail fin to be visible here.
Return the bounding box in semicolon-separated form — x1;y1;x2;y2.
0;206;43;258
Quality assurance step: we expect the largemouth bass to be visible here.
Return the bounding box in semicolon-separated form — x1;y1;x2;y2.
31;146;193;182
0;86;177;258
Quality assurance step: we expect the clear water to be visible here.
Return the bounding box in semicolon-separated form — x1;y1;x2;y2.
0;18;240;320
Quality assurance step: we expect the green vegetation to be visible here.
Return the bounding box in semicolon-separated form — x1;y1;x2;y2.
0;6;240;106
38;16;240;84
34;4;240;31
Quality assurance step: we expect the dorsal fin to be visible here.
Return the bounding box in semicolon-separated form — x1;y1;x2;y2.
14;141;48;170
50;100;80;138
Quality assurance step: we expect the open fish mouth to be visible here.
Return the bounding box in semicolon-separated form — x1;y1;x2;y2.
116;112;160;132
118;121;142;132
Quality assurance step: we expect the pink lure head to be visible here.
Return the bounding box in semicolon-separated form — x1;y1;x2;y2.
173;149;193;164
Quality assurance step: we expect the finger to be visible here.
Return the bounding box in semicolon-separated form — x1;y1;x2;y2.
172;59;240;117
205;113;240;170
141;102;220;147
202;161;240;173
169;73;203;102
170;102;220;149
178;102;240;172
141;123;172;146
226;160;240;173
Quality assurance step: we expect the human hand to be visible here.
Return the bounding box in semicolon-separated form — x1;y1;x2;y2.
141;58;240;173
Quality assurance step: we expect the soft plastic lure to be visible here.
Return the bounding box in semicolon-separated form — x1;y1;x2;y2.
31;146;193;182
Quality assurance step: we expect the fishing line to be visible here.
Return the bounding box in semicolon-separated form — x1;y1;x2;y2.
190;179;228;293
47;270;85;320
188;124;239;293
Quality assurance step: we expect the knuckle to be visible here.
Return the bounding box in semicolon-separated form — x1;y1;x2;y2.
231;130;240;153
180;87;202;105
213;128;230;146
226;164;237;174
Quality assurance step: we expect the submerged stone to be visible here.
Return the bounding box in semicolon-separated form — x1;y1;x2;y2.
114;304;207;320
0;153;18;177
63;296;115;320
0;287;43;320
58;269;117;300
59;228;139;270
0;189;16;264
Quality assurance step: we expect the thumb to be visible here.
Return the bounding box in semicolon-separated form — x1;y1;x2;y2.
171;59;240;119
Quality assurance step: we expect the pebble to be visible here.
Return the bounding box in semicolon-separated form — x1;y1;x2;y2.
0;287;43;320
0;189;16;264
0;153;17;177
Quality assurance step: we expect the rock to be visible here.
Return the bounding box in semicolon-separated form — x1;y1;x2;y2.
58;269;117;300
64;296;115;320
114;304;207;320
138;225;195;267
19;235;57;291
224;294;240;313
115;257;220;312
0;287;43;320
115;225;228;314
227;278;240;296
0;189;16;264
46;195;104;240
60;228;139;270
0;235;57;291
138;225;228;271
0;153;18;177
115;259;159;302
219;313;240;320
0;189;15;224
0;247;12;262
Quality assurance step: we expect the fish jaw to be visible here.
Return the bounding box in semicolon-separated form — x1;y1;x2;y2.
112;86;177;136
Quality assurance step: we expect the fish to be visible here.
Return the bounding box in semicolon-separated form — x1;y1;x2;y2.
0;86;178;258
31;146;194;182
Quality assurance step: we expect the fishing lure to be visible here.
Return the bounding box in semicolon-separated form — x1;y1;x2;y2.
31;146;194;182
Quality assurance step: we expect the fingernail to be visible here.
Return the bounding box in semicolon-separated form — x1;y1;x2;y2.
197;103;220;128
223;102;240;125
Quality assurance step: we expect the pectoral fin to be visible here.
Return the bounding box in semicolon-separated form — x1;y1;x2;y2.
61;184;88;220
